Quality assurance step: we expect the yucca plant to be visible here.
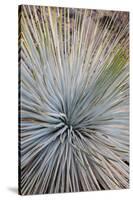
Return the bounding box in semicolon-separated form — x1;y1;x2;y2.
19;5;129;195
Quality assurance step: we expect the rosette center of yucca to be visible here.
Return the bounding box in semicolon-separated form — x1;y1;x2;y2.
62;114;72;129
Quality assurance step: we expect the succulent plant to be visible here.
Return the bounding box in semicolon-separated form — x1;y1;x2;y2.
19;5;129;195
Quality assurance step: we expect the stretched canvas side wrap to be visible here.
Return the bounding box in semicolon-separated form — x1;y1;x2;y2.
18;5;129;195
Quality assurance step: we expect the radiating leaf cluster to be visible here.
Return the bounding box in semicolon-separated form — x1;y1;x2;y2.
19;5;129;195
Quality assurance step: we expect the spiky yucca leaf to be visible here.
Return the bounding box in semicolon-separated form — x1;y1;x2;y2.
19;5;129;195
